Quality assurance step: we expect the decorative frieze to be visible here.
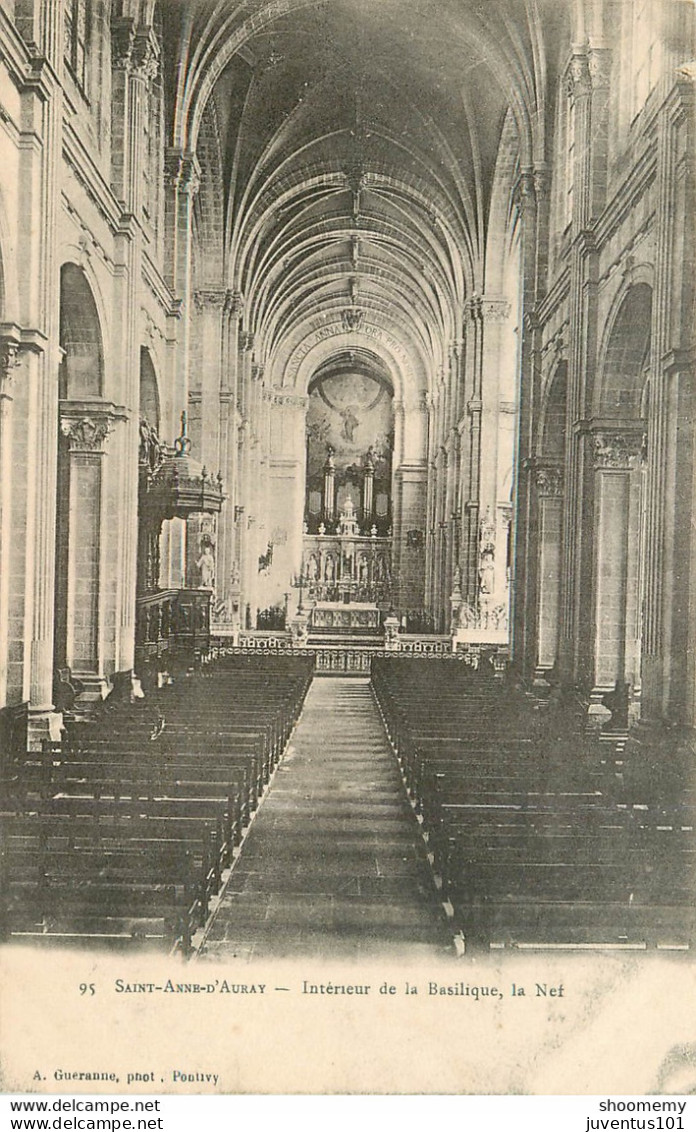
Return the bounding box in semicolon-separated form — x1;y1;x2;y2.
262;388;308;410
592;429;646;471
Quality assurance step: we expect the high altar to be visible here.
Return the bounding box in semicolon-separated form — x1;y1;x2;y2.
301;497;391;634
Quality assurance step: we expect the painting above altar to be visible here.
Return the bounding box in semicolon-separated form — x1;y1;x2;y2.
305;360;394;536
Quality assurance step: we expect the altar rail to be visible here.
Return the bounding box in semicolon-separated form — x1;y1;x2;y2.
397;634;452;655
207;641;473;675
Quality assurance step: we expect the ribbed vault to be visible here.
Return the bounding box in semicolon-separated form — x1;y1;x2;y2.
165;0;569;398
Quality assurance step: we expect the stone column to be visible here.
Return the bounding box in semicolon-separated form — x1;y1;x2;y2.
22;6;65;746
642;76;696;723
534;463;564;674
110;21;159;681
510;168;541;676
161;148;200;590
557;48;605;688
0;333;21;708
323;447;336;524
217;290;243;618
58;407;127;699
589;429;645;710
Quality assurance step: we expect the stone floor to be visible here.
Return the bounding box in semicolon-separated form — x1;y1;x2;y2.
199;677;453;962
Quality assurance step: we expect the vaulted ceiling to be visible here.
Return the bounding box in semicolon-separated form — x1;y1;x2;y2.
164;0;572;385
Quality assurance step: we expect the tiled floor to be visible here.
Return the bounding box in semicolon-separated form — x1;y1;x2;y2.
199;677;453;962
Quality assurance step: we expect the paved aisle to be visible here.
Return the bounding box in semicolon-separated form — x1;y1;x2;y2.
200;678;451;961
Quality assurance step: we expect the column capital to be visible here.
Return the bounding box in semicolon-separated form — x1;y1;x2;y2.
514;170;537;219
567;49;592;102
465;295;510;323
60;402;127;454
225;290;245;319
534;462;564;497
164;148;200;196
592;427;646;470
194;288;227;311
111;17;136;70
0;330;22;399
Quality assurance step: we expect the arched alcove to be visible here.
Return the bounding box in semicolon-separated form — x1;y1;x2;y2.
139;346;161;433
59;264;104;400
598;282;652;418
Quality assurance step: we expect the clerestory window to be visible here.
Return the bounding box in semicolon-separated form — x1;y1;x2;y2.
64;0;90;92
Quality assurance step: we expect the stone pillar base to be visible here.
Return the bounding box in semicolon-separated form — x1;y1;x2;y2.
27;708;64;751
290;612;309;647
586;690;612;734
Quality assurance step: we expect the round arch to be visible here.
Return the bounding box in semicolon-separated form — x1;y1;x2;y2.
139;346;161;433
59;263;106;400
596;278;653;419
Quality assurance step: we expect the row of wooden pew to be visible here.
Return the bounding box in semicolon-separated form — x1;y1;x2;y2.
1;655;314;952
371;658;696;951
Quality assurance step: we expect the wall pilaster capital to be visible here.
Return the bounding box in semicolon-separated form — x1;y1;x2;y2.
111;17;136;70
164;148;200;197
535;462;564;497
60;402;127;453
0;331;21;399
194;288;227;312
592;428;646;470
225;290;245;319
567;50;592;102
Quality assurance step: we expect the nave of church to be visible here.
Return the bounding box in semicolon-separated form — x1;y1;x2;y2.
0;0;695;957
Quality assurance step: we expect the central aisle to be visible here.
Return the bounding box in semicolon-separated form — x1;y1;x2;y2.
199;677;452;962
